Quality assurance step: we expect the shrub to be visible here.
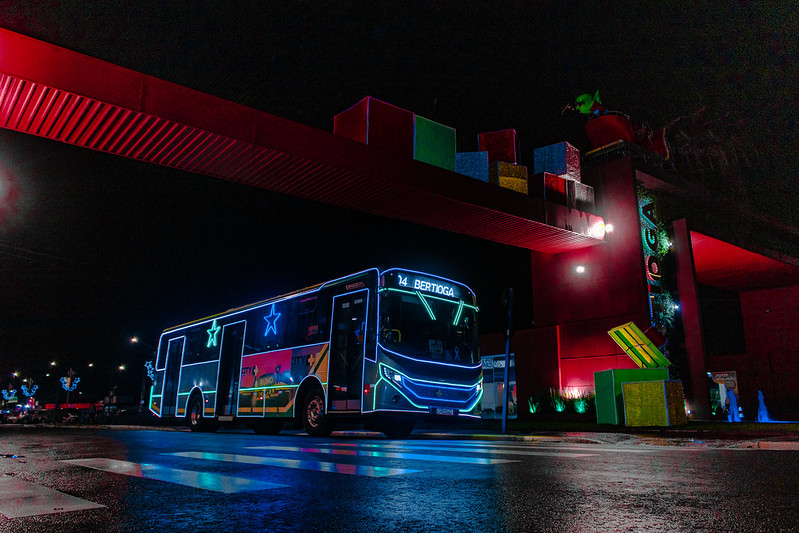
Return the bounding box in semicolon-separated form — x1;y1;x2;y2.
527;389;597;418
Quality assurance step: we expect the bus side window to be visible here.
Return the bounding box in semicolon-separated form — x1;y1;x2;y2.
156;342;167;369
183;327;220;365
182;329;201;364
287;296;319;346
244;309;267;354
167;338;184;366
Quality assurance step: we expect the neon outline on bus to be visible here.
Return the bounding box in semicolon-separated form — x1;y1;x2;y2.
149;268;482;437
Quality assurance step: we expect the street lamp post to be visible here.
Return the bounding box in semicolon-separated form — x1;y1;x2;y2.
502;288;514;435
129;336;155;415
60;368;80;407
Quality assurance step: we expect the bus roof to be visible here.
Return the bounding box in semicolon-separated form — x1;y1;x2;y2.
160;269;377;334
159;267;475;334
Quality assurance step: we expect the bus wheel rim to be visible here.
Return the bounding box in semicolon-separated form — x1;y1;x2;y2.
307;397;323;427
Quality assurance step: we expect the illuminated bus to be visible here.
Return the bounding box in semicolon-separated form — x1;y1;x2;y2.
148;268;482;437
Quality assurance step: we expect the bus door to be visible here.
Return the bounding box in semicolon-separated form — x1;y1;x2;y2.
162;337;184;416
329;290;368;411
216;321;245;417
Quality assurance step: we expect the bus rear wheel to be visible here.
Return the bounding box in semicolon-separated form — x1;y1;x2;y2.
300;390;334;437
187;394;217;433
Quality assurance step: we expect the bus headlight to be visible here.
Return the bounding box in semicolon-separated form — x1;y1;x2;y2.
381;365;403;384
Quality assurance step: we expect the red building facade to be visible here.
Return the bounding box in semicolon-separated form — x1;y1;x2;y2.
484;144;799;420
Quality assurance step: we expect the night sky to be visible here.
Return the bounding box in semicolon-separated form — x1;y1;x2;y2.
1;2;797;399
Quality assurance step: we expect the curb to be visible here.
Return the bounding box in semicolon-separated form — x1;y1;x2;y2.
755;441;799;450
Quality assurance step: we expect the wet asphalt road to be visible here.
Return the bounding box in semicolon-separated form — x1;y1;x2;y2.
1;425;798;532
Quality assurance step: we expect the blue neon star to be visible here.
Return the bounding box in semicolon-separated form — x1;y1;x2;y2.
207;319;221;348
263;304;281;336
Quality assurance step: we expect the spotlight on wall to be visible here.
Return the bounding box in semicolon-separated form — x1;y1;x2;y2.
588;221;606;239
575;265;586;274
605;223;614;233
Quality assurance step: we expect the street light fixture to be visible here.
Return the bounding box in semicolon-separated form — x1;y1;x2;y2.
129;336;155;350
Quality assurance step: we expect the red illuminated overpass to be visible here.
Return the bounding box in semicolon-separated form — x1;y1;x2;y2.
0;28;603;254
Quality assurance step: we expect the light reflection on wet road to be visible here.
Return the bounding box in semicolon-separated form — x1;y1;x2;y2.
0;426;798;532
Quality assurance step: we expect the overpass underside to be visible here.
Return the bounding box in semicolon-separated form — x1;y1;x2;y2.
0;28;603;255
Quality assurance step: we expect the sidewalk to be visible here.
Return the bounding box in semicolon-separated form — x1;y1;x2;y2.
411;418;799;449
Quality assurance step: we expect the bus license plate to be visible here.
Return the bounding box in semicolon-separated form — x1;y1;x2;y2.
437;408;454;416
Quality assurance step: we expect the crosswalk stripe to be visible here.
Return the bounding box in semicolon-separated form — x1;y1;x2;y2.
359;443;593;458
165;451;420;477
63;458;286;493
411;441;663;454
245;445;519;464
369;440;658;454
0;477;105;518
327;441;597;457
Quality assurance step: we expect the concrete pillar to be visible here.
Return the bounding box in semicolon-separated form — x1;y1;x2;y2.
672;218;712;419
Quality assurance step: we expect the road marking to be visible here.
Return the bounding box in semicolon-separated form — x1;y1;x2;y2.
246;445;520;464
166;451;420;477
63;458;286;493
0;478;105;519
327;442;594;458
377;440;655;454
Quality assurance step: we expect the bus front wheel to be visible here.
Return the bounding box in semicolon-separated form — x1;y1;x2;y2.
300;390;334;437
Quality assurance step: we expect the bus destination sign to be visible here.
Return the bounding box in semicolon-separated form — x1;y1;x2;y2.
388;271;461;299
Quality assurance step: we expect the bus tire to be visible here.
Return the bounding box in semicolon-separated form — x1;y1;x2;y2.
382;418;415;439
187;394;217;433
300;389;334;437
252;419;284;435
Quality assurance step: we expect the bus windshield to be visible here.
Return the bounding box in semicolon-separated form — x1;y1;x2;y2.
378;288;479;366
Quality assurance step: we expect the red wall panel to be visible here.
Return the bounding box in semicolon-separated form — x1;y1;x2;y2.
560;355;638;390
735;284;799;418
481;327;560;417
528;157;651;393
